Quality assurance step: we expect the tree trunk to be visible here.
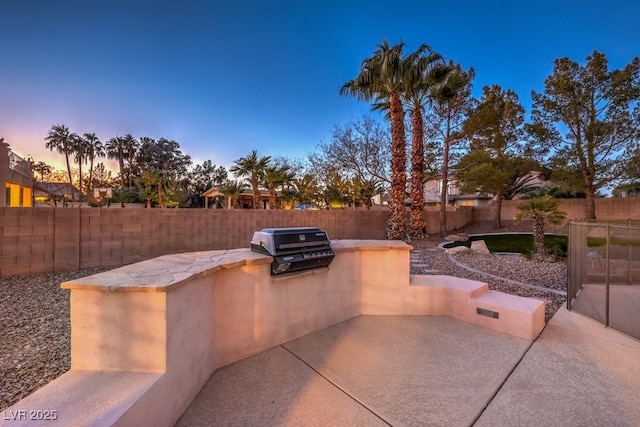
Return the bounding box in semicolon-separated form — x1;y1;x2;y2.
252;173;262;209
387;93;408;240
158;184;166;208
65;154;73;188
533;219;546;258
585;184;597;220
88;158;94;196
410;108;426;239
269;182;276;209
494;189;503;229
439;107;452;237
119;158;126;189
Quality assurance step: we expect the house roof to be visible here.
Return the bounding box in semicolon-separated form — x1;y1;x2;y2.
33;182;83;198
203;187;270;199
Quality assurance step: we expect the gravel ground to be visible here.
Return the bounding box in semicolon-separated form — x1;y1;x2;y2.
0;268;110;411
0;221;566;411
410;220;568;325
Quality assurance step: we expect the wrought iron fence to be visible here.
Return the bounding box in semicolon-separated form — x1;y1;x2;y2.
8;150;32;177
568;221;640;340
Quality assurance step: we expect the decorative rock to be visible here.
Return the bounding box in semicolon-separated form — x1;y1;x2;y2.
445;245;471;254
470;240;491;255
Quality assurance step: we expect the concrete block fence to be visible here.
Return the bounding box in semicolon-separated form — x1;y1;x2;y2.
0;208;393;277
2;197;638;277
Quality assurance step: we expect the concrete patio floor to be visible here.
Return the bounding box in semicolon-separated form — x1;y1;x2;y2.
177;308;640;427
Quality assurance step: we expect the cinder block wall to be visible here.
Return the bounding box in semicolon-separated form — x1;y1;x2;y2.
0;208;393;276
473;198;640;224
3;198;638;277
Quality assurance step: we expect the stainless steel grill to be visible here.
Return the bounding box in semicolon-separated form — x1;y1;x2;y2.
250;227;335;276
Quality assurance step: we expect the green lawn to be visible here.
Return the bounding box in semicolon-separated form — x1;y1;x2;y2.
586;236;640;247
443;233;568;258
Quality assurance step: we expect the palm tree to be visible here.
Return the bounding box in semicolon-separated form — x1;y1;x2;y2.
45;124;78;186
33;161;52;182
72;134;90;196
220;180;248;209
230;150;271;209
340;40;408;240
122;134;139;188
514;195;567;260
263;164;291;209
402;46;449;239
82;133;105;195
106;136;126;189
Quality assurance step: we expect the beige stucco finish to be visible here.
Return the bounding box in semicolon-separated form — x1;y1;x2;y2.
2;240;544;426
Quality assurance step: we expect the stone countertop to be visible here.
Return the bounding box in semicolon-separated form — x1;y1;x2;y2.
61;240;412;293
60;249;272;293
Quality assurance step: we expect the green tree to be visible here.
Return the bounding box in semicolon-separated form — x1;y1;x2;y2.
340;40;409;240
106;136;127;189
33;161;52;182
426;63;475;236
82;133;105;196
136;138;192;208
230;150;271;209
190;160;228;207
290;174;321;206
220;180;248;209
71;134;89;198
45;124;77;187
263;163;292;209
401;48;450;238
514;196;567;260
122;134;139;188
527;51;640;219
457;85;529;229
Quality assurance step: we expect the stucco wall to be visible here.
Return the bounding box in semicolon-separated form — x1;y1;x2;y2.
1;242;544;426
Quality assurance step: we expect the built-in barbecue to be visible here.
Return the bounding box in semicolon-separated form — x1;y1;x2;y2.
250;227;335;276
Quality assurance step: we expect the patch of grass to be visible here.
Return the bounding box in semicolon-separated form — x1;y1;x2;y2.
443;233;568;258
587;236;640;247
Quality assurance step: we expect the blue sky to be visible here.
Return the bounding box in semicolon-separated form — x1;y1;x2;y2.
2;0;639;172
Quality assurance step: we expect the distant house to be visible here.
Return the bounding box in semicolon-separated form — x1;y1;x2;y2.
423;177;493;207
202;187;271;209
33;182;84;205
423;171;547;207
1;140;34;207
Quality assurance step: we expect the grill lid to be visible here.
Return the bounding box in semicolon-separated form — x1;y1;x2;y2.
251;227;330;255
250;227;335;276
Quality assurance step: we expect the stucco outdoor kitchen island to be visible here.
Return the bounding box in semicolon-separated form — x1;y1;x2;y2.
1;239;544;426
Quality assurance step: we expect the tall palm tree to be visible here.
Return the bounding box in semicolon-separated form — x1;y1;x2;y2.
515;195;567;260
45;124;78;187
402;46;449;239
122;134;139;188
72;134;90;196
230;150;271;209
106;136;126;188
340;40;408;240
220;180;248;209
82;133;105;195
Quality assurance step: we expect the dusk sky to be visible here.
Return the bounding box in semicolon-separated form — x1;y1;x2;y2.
2;0;639;173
